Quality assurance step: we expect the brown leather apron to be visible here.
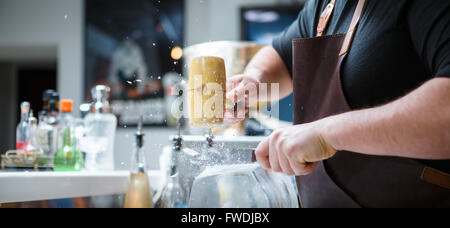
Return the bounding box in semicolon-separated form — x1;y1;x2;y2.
292;0;450;208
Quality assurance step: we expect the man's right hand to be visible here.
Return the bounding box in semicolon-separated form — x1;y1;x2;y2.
223;46;293;125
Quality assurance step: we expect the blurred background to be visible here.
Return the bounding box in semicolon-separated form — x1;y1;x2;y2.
0;0;305;170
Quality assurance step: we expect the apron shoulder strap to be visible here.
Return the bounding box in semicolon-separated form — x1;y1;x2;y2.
315;0;367;55
339;0;366;56
317;0;336;37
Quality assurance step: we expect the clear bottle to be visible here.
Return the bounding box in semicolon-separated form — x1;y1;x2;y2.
83;85;117;171
155;124;188;208
23;110;42;155
54;99;83;172
124;116;152;208
16;102;31;151
36;90;59;157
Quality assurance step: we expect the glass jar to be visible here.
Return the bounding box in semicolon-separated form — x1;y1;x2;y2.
188;163;299;208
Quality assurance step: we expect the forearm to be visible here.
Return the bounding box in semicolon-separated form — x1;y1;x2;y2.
322;78;450;159
244;46;293;100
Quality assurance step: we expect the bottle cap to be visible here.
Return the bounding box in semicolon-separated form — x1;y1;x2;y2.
91;85;111;113
91;85;111;100
43;90;56;102
136;115;145;148
21;102;30;114
28;110;37;126
60;99;73;113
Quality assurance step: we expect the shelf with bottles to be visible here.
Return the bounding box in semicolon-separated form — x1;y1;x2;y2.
11;85;120;173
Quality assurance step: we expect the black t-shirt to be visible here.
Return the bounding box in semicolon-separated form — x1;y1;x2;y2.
273;0;450;172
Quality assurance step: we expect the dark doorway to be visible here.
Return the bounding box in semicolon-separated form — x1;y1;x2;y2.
17;67;57;126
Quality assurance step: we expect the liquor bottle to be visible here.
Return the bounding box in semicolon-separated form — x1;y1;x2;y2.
54;99;83;172
83;85;117;171
46;92;60;126
124;116;152;208
16;102;31;151
36;90;59;157
38;90;56;121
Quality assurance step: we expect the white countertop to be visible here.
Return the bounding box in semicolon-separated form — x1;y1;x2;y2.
0;171;162;204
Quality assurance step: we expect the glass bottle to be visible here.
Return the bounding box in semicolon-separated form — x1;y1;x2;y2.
83;85;117;171
16;102;31;151
37;89;55;121
46;92;60;126
124;116;152;208
54;99;83;172
23;110;42;155
36;90;59;157
155;122;188;208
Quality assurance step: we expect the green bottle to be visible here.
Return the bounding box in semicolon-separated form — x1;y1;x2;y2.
54;99;83;171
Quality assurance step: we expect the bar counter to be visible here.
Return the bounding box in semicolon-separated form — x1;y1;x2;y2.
0;171;161;204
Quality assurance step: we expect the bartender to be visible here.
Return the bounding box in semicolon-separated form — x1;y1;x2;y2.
225;0;450;207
